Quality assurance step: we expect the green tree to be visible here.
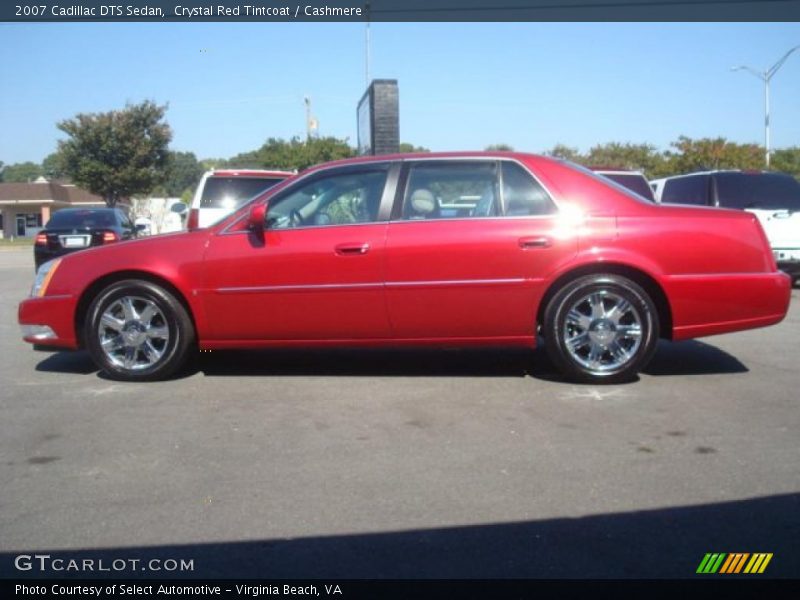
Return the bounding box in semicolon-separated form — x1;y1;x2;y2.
57;100;172;207
485;143;514;151
227;136;355;172
771;147;800;178
162;151;204;197
399;143;430;153
543;144;584;163
42;152;67;181
585;142;668;179
665;136;764;174
1;161;43;182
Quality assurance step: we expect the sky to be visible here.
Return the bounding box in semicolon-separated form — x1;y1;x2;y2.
1;22;799;164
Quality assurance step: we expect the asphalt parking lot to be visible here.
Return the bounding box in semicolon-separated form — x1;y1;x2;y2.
0;247;798;579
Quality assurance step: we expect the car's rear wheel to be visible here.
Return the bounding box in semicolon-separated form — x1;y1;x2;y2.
85;280;194;381
543;274;659;384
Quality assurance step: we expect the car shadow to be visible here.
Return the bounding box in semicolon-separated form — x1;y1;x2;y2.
1;492;796;578
195;339;747;381
31;340;748;382
643;340;748;376
34;350;98;375
197;347;539;379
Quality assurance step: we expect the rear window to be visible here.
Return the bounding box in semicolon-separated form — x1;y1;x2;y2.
714;172;800;211
199;177;285;209
47;210;117;229
599;173;655;202
661;175;710;206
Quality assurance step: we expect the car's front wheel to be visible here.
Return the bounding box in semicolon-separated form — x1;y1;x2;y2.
85;280;194;381
543;274;659;384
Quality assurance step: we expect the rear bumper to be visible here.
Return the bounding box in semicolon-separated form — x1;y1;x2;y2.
664;271;791;340
18;294;79;349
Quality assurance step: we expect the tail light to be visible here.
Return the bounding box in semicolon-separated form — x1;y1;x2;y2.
102;231;119;243
187;208;199;230
35;233;48;246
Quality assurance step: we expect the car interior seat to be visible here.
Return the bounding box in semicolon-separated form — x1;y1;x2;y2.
406;188;439;220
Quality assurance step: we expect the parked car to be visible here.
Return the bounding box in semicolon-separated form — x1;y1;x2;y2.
186;169;295;230
19;152;790;384
33;207;138;270
651;170;800;283
590;168;656;202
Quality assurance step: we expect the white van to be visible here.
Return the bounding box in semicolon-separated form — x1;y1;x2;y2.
651;170;800;284
187;169;294;230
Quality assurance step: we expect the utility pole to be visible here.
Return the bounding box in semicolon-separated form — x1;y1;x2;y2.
732;45;800;168
304;96;312;140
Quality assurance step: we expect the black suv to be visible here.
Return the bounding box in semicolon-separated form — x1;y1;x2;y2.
34;207;138;270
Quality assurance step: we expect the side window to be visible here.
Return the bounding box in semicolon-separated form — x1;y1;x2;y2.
118;210;132;229
501;162;557;216
267;170;387;229
661;176;710;206
402;161;498;220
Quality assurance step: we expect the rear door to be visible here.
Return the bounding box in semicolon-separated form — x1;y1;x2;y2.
384;159;576;340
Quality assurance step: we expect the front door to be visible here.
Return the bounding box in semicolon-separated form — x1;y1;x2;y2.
16;216;25;237
201;165;396;342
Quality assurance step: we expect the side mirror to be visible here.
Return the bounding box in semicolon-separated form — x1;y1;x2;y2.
248;202;267;235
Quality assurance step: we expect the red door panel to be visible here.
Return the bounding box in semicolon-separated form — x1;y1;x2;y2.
384;218;577;339
201;225;390;341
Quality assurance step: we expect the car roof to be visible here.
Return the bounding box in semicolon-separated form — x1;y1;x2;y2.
590;168;647;176
55;207;116;212
209;169;295;177
652;169;789;182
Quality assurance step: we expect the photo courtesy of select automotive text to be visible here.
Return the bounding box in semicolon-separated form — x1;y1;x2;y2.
1;1;799;597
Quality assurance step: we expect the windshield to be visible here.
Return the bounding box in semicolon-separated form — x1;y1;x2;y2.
599;173;655;202
715;172;800;211
47;210;116;229
200;177;285;209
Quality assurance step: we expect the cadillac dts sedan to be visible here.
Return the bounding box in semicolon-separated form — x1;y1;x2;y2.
19;152;791;383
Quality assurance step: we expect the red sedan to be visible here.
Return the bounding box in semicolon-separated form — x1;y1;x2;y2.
19;152;791;383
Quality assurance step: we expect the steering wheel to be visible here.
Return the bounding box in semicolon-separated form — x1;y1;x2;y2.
289;209;305;227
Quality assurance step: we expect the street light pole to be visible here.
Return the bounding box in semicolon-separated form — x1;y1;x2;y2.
732;44;800;168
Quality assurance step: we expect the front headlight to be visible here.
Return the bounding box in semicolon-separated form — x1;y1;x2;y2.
30;258;62;298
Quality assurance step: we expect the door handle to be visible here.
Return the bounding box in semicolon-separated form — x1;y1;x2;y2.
335;243;370;255
518;236;552;249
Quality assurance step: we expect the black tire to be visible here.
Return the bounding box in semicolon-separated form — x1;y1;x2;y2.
84;279;195;381
543;274;659;384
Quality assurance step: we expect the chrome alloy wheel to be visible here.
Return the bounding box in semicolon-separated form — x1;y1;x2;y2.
562;290;643;373
97;296;170;371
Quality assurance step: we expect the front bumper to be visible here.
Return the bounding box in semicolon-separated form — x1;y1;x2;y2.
18;294;79;349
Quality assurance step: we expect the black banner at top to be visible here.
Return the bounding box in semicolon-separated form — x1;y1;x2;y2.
4;0;800;22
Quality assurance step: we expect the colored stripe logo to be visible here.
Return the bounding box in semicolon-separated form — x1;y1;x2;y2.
696;553;773;574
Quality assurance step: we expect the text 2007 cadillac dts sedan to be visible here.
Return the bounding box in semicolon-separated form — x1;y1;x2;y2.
19;152;791;383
